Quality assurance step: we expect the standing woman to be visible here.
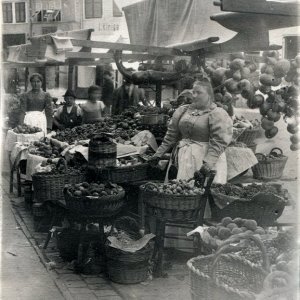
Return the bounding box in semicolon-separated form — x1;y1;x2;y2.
150;79;233;184
18;73;53;133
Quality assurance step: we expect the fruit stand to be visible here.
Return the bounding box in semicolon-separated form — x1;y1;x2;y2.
3;0;299;298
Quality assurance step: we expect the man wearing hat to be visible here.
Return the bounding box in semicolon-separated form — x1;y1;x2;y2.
53;89;82;130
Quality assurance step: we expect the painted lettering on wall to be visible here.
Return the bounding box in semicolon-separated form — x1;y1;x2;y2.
99;23;120;31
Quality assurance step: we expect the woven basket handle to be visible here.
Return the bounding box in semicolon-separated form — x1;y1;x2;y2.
211;233;270;277
142;182;159;191
269;147;283;156
57;157;67;171
255;153;267;160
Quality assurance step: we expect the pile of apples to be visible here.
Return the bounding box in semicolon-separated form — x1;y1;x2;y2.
30;138;62;159
13;124;42;134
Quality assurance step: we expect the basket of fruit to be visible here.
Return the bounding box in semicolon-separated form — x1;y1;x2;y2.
29;138;62;159
105;216;152;284
5;124;44;152
140;180;204;221
32;158;85;202
252;148;288;180
187;234;270;300
201;217;268;252
64;182;125;218
90;157;149;184
233;118;260;145
210;183;289;226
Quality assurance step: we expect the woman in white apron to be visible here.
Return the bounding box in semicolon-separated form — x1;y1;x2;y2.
149;79;233;250
18;73;53;133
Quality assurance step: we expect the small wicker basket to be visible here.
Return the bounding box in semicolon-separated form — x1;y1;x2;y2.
236;127;260;145
87;163;149;184
140;114;167;125
252;148;288;180
32;159;85;202
187;234;270;300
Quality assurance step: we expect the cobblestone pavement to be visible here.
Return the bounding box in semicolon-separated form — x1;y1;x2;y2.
1;175;192;300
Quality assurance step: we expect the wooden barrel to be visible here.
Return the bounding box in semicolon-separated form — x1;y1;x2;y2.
88;135;117;168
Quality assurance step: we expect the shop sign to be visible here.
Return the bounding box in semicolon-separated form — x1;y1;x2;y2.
99;23;120;31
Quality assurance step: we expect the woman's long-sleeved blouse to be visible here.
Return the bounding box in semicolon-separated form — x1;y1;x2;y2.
155;104;233;165
19;90;53;129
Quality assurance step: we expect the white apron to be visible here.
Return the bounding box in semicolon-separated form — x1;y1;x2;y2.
24;111;47;133
164;139;227;251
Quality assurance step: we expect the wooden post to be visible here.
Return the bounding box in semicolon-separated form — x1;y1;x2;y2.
68;64;74;90
24;67;29;92
155;83;162;108
38;67;46;91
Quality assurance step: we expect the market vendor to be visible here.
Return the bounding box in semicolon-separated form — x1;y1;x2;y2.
81;85;106;124
53;89;82;130
18;73;53;133
111;79;140;115
149;79;233;183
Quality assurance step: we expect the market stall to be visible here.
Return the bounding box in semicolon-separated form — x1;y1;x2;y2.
3;0;299;298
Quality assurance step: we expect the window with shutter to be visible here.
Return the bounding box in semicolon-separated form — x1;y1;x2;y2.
3;3;13;23
85;0;102;19
15;2;26;23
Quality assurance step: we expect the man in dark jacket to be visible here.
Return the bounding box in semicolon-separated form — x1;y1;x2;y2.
102;70;114;115
112;80;140;115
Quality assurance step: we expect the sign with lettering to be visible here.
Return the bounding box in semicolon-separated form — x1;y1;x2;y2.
99;23;120;31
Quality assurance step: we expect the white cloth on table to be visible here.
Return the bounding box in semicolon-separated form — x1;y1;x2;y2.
10;143;29;167
26;153;47;181
24;111;47;133
5;130;44;152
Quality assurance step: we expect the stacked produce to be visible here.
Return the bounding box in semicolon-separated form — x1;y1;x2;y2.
66;182;124;197
233;116;260;129
211;182;285;200
116;156;143;167
39;159;83;175
238;228;296;267
143;179;204;196
13;124;42;134
29;138;62;159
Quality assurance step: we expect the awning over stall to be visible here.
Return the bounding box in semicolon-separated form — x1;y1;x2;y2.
7;29;93;65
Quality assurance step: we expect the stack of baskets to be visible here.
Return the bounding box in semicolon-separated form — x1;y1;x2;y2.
105;217;152;284
252;148;288;180
140;182;204;221
209;183;288;226
32;158;85;203
187;234;270;300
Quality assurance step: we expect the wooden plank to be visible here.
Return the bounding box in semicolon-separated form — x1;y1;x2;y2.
71;39;183;56
217;0;300;17
66;51;173;61
166;37;220;52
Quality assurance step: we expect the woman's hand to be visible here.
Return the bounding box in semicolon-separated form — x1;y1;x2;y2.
148;155;160;167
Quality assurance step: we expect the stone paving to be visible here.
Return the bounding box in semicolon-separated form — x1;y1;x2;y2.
2;172;298;300
2;175;192;300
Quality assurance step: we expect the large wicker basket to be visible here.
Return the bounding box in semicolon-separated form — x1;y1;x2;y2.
88;163;149;184
252;148;288;180
32;159;85;202
236;127;260;145
140;182;204;221
64;188;125;218
210;184;288;226
187;234;270;300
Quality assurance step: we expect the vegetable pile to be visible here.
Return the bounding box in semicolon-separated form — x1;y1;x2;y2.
233;116;260;129
13;124;42;134
38;159;82;175
206;217;265;241
29;138;62;159
116;156;143;167
66;182;124;197
211;183;287;200
144;179;204;196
